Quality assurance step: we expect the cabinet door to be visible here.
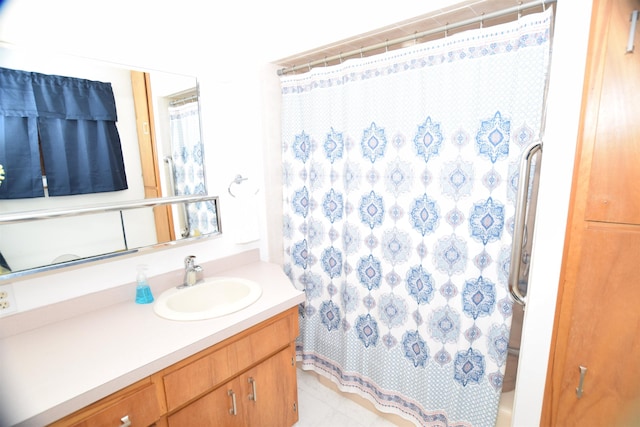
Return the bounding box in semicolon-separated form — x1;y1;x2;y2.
550;225;640;425
167;345;299;427
167;376;244;427
585;0;640;223
243;343;298;427
544;0;640;424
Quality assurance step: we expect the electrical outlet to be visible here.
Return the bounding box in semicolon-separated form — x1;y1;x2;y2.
0;284;18;316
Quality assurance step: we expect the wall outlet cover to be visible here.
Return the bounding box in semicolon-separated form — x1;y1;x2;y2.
0;284;18;316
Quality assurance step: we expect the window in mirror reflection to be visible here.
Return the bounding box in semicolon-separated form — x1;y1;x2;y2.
0;67;128;199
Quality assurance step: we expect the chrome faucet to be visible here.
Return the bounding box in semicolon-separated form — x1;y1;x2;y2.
180;255;203;288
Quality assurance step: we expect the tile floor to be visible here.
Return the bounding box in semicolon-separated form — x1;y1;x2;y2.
294;368;514;427
294;369;401;427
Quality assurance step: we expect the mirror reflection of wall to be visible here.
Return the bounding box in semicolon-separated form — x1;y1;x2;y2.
0;44;215;276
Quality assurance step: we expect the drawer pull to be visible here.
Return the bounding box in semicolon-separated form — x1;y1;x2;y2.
248;377;257;401
120;415;132;427
228;390;237;415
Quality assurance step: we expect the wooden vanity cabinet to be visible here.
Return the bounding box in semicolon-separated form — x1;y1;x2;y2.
49;307;299;427
167;343;297;427
160;307;300;426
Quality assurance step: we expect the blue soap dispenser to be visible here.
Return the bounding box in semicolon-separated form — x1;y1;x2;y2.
135;265;154;304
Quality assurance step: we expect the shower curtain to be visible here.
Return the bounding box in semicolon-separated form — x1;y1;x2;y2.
281;8;553;427
168;100;218;235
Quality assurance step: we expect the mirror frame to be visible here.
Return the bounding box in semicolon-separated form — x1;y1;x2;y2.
0;195;221;281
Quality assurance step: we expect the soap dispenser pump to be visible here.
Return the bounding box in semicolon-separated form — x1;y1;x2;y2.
135;265;154;304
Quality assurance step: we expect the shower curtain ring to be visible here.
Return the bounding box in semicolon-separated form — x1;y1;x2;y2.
445;24;449;38
324;56;328;67
360;47;364;58
540;0;546;11
385;39;389;52
480;13;484;29
339;52;343;63
308;61;311;72
517;2;523;19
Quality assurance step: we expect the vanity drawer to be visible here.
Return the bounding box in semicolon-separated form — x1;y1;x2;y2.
50;380;161;427
162;308;299;412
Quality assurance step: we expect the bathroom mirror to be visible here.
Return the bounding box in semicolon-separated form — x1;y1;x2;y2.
0;195;220;280
0;43;219;279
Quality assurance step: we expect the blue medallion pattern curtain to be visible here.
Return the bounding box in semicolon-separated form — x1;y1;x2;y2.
281;9;553;426
168;99;217;235
0;67;128;199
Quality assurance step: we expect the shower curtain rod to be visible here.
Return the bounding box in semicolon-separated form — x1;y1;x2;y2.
276;0;557;76
169;94;198;106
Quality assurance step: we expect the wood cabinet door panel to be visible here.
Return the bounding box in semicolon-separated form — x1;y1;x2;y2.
163;344;236;412
553;225;640;425
243;344;299;427
585;0;640;223
167;377;244;427
167;345;299;427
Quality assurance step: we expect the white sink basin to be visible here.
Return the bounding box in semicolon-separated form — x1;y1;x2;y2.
154;277;262;321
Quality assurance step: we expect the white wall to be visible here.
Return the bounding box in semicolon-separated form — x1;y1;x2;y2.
0;0;592;424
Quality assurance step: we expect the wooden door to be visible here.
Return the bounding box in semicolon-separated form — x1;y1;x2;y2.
130;71;175;243
542;0;640;425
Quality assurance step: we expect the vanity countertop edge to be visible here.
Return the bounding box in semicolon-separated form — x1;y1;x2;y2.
0;258;305;427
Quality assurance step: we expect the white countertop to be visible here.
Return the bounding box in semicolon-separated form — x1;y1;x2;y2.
0;260;305;427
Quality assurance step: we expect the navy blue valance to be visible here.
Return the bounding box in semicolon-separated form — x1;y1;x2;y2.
0;67;127;199
0;67;38;118
30;71;118;121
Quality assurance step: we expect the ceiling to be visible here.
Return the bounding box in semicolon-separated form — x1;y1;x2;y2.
274;0;554;74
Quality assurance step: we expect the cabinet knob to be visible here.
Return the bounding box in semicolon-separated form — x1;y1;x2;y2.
120;415;132;427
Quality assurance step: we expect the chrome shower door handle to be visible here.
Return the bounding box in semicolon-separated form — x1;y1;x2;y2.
509;141;543;306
